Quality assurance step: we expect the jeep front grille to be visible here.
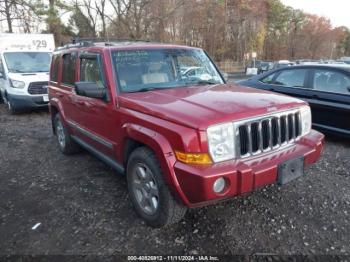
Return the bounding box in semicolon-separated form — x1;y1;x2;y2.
28;81;48;95
235;109;302;158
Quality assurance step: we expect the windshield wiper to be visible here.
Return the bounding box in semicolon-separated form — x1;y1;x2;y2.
9;69;25;73
127;86;168;93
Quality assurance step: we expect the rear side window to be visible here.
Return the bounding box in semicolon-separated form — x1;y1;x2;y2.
274;69;307;87
62;53;76;85
313;69;350;94
50;55;60;82
80;56;105;88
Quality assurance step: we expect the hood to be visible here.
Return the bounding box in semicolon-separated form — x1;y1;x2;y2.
120;84;306;130
7;72;49;83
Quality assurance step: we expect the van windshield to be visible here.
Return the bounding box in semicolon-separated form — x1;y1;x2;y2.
4;52;51;73
111;49;224;93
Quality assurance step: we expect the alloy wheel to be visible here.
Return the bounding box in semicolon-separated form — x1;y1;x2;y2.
131;163;160;215
56;119;66;148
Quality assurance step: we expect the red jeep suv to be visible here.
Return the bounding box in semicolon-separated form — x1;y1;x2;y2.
49;40;324;227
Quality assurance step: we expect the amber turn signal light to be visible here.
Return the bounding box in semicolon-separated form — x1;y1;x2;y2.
175;151;213;165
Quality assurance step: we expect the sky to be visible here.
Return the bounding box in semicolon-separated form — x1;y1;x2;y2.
281;0;350;28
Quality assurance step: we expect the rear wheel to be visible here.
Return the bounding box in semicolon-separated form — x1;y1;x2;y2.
127;147;187;227
54;113;80;154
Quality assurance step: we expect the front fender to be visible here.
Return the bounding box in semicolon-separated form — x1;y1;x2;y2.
121;123;191;206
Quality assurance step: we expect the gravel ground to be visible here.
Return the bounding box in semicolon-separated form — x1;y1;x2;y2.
0;104;349;256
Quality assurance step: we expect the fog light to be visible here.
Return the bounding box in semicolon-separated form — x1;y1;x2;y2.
213;177;226;193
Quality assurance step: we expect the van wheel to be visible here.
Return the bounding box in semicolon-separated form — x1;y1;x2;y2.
54;114;80;155
127;147;187;227
7;100;18;115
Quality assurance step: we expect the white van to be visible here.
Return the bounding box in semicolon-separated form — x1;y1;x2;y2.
0;33;55;113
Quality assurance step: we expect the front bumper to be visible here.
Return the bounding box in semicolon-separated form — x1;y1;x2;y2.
174;130;324;208
7;93;48;109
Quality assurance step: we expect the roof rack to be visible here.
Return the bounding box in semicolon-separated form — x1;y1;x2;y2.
56;37;152;51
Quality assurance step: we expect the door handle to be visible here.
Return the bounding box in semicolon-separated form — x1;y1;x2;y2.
312;94;319;99
57;93;64;98
77;101;85;105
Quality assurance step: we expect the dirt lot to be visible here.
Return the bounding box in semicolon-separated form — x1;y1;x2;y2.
0;104;349;256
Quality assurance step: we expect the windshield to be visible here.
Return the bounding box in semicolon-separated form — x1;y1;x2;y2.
3;52;51;73
112;49;224;93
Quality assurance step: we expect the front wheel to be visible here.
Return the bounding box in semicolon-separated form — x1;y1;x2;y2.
7;99;18;115
127;147;187;227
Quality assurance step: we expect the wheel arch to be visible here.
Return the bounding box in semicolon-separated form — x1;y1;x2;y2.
121;123;190;206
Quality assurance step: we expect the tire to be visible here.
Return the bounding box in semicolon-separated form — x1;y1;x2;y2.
54;113;80;155
127;147;187;227
7;99;18;115
0;92;3;104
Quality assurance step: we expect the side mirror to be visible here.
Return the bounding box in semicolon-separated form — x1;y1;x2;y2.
347;86;350;92
74;82;106;99
0;72;3;78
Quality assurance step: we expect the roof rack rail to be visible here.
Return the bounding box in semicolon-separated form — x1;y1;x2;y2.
55;37;152;51
73;37;151;43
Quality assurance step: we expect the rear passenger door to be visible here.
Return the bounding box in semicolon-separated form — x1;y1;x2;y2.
310;68;350;135
59;52;78;124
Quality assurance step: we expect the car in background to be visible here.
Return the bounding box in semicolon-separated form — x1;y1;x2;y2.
272;60;294;70
258;61;273;74
245;60;262;75
181;66;213;81
323;60;346;65
340;57;350;64
239;65;350;137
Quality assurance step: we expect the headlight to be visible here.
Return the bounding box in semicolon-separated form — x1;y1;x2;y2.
9;79;25;89
300;106;312;136
207;122;235;163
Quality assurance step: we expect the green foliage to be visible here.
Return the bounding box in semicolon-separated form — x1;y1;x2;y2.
69;6;96;37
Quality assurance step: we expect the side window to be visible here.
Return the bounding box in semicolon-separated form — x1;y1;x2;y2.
50;55;60;82
62;53;76;85
274;69;307;87
313;69;350;94
260;73;276;84
80;55;105;88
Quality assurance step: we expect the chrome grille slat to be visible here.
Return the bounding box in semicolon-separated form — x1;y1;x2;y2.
235;109;302;158
285;115;289;143
277;117;281;146
258;121;263;151
268;119;273;148
291;114;296;140
247;124;252;155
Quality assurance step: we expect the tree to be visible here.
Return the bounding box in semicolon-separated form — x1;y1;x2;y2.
69;0;97;37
